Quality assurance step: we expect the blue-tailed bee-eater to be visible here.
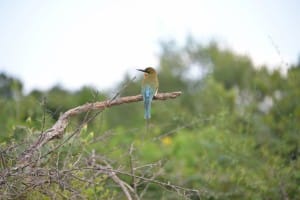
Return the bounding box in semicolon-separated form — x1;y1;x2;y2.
137;67;159;120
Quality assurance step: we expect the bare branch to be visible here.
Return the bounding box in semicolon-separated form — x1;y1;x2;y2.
67;165;201;199
17;91;182;169
102;161;136;200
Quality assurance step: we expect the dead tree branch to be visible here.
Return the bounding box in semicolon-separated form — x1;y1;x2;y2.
17;91;182;168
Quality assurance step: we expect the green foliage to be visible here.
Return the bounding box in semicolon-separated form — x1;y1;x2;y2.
1;38;299;199
0;73;23;100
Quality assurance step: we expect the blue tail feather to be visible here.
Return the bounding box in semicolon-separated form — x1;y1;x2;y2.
144;97;152;119
142;85;155;119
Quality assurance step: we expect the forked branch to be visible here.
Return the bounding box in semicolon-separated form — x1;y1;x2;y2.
17;91;182;168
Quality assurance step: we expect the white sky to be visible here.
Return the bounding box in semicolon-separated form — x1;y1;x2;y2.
0;0;299;93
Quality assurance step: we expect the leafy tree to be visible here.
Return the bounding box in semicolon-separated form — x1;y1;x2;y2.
1;38;300;199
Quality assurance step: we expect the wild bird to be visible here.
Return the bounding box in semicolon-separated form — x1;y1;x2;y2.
137;67;159;120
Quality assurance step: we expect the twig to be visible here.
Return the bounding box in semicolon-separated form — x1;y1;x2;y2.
41;97;47;133
128;143;138;198
139;161;164;199
268;35;289;68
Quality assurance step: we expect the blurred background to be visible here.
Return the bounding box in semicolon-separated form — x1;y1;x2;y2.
0;0;299;199
0;0;299;93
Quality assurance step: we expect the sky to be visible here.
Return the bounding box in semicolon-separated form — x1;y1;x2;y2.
0;0;299;93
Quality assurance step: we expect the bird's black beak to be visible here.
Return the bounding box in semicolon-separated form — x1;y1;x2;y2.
137;69;148;73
